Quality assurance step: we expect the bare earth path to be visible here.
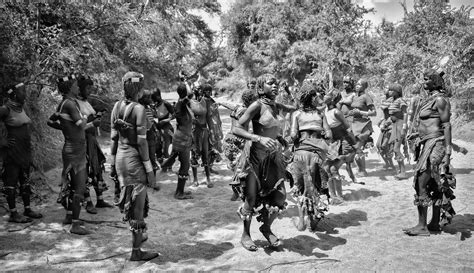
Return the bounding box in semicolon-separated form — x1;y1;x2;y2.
1;93;473;272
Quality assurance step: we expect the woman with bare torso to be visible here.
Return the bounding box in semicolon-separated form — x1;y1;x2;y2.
110;72;158;260
348;79;376;177
1;83;43;223
190;85;213;188
387;84;409;179
403;69;456;236
47;75;90;235
232;75;295;251
289;82;331;231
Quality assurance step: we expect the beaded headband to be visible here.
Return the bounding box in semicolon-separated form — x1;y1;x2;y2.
57;74;76;83
7;82;25;94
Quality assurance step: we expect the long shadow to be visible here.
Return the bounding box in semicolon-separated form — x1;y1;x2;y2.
284;193;377;219
342;188;382;201
255;234;342;257
316;209;368;234
441;214;474;241
452;168;474;175
149;241;234;264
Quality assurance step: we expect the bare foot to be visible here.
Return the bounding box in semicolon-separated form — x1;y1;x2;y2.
241;234;257;251
70;222;91;235
309;215;322;231
205;178;214;188
24;209;43;219
130;249;159;261
174;193;193;200
427;223;442;232
259;225;281;247
85;202;97;214
96;200;114;208
394;173;409;180
9;212;32;223
405;227;430;236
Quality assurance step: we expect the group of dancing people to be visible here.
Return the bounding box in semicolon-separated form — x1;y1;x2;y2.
0;67;459;260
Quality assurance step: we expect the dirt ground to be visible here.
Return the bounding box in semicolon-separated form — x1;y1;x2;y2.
1;93;473;272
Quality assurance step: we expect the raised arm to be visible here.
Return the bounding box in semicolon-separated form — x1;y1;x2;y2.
165;101;175;121
217;101;237;111
276;102;297;113
339;93;354;106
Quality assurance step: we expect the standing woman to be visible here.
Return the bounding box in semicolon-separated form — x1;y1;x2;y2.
76;75;114;214
0;83;43;223
110;72;158;261
348;79;376;176
152;88;174;169
403;69;455;236
190;85;213;188
160;83;194;200
47;75;90;235
289;82;331;231
323;91;358;202
377;88;395;170
387;84;409;179
232;75;294;251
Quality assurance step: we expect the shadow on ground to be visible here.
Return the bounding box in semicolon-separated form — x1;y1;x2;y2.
316;209;368;234
343;188;382;201
148;241;234;264
442;213;474;241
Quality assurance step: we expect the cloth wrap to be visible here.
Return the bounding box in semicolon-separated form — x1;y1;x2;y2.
233;142;288;208
289;137;329;194
58;140;87;207
85;132;106;187
413;134;456;226
115;143;149;231
191;122;209;167
376;118;393;159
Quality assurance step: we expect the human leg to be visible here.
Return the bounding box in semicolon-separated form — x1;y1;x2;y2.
259;185;286;247
18;166;42;219
4;162;32;223
239;173;257;251
129;188;159;261
404;170;431;236
94;181;114;208
175;149;193;200
201;130;213;187
84;186;97;214
394;140;408;179
70;168;91;235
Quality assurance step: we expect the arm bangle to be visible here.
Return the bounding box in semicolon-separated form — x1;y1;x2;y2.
252;135;261;142
143;160;153;173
